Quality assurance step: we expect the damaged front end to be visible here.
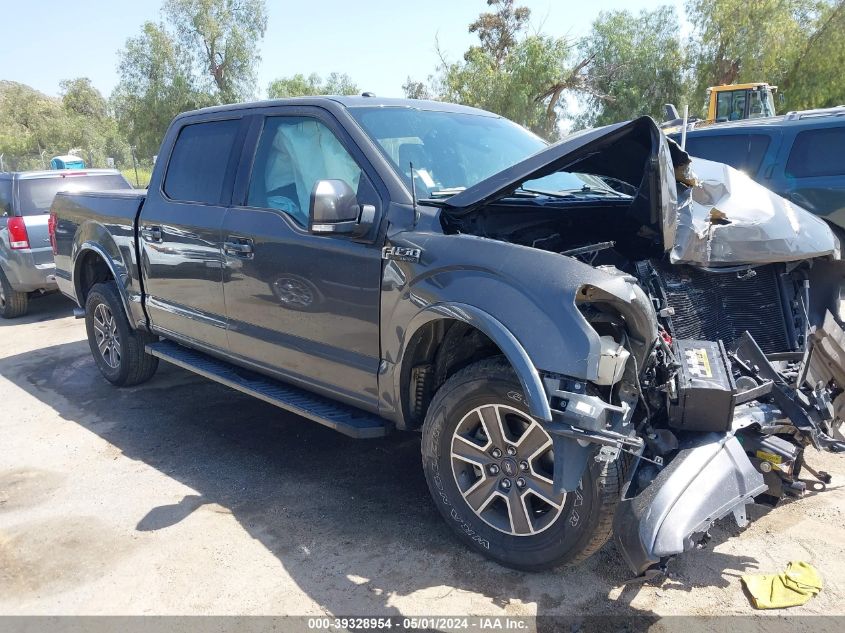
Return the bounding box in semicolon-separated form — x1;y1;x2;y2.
438;114;845;577
612;322;845;577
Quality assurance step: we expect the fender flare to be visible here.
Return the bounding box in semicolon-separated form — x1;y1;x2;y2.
398;302;552;422
72;242;135;326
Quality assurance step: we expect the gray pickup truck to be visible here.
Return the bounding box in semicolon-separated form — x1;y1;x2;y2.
51;97;845;577
0;169;131;317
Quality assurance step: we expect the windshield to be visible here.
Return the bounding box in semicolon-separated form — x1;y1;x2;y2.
349;107;619;198
17;174;132;215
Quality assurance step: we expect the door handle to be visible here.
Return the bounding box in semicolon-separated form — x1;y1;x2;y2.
141;225;162;242
224;237;254;257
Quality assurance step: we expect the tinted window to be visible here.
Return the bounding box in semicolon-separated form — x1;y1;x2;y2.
247;117;364;226
684;134;770;175
786;128;845;178
17;174;132;215
0;180;11;217
164;119;240;204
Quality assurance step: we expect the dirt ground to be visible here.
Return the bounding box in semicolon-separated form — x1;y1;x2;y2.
1;293;844;622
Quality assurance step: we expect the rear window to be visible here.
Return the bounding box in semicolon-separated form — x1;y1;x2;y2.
683;134;770;175
786;128;845;178
17;174;132;216
163;119;240;204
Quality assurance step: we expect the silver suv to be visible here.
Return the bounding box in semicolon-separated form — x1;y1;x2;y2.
0;169;132;318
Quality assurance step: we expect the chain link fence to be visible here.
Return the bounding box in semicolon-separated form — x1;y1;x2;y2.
0;150;154;188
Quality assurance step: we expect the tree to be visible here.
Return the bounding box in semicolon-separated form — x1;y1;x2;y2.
163;0;268;103
578;7;689;128
112;21;209;158
467;0;531;66
775;0;845;110
112;0;267;157
0;80;128;170
686;0;845;113
267;72;359;98
0;81;67;166
437;34;581;139
60;78;108;120
402;77;432;100
410;1;598;139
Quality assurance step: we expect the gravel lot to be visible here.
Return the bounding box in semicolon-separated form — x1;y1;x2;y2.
1;293;844;622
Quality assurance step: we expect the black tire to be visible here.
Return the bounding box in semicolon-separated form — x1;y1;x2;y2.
421;357;622;571
85;281;159;386
0;267;28;318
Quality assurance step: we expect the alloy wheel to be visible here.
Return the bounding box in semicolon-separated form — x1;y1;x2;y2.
450;403;565;536
93;303;121;369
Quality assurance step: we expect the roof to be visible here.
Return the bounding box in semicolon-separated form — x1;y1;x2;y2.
0;169;124;179
173;95;499;122
709;83;774;91
684;107;845;135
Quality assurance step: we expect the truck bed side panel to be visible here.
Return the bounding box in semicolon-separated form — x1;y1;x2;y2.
52;190;147;328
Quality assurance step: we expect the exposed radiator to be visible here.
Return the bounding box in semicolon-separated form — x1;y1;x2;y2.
650;261;794;354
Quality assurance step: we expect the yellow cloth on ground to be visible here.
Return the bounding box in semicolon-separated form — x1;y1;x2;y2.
741;561;823;609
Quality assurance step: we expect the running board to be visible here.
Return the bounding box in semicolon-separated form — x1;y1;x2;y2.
145;340;388;439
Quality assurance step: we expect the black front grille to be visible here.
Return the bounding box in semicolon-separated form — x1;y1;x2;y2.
653;261;792;353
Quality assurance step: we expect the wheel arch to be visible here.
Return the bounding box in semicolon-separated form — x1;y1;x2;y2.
395;303;552;430
73;243;134;326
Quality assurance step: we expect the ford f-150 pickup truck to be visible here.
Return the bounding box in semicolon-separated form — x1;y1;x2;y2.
51;96;845;577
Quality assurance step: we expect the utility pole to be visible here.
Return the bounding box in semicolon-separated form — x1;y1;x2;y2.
130;146;140;188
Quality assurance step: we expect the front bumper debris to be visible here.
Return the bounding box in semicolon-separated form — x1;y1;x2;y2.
613;433;766;576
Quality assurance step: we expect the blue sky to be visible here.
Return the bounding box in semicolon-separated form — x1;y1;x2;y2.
0;0;682;99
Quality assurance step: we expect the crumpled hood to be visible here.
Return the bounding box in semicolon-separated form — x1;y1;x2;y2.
671;158;837;266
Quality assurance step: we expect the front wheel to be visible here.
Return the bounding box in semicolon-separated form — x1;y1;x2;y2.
421;358;622;571
85;281;159;386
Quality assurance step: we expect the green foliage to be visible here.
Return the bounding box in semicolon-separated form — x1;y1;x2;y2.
112;0;267;157
0;80;129;171
784;2;845;109
438;35;576;139
163;0;268;103
412;0;591;139
120;165;155;188
402;78;431;100
578;7;690;128
60;78;108;119
467;0;531;66
112;21;211;158
686;0;845;113
267;72;359;98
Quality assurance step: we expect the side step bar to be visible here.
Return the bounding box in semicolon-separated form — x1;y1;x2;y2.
146;340;389;439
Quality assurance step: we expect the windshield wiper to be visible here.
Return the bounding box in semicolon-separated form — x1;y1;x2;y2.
513;188;576;199
427;187;466;198
566;184;626;198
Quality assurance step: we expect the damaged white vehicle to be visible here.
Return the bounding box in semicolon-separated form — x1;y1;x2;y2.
388;111;845;577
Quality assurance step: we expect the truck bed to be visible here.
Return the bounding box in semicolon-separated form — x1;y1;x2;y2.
51;189;147;323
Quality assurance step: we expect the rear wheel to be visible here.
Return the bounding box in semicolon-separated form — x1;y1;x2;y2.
85;281;159;386
421;358;622;571
0;268;28;318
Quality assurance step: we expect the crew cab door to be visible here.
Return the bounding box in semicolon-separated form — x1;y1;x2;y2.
221;109;384;410
139;115;246;349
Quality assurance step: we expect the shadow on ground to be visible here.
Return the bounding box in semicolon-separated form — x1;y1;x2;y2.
0;292;75;327
0;336;761;620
